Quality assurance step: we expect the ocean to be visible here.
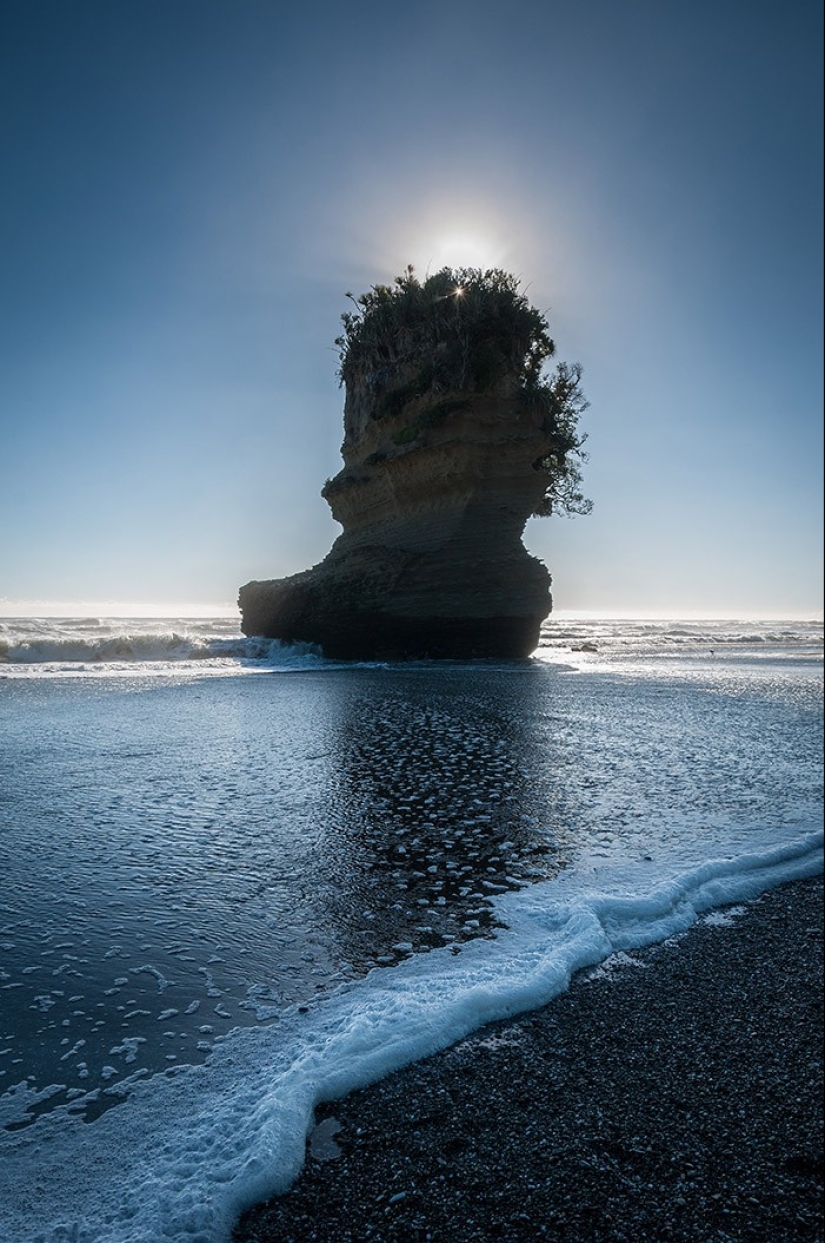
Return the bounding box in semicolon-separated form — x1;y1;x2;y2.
0;614;822;1241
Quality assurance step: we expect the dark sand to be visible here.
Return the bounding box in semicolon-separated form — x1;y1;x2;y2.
234;876;824;1243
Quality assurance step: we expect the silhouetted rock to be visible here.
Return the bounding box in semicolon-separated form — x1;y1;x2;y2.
239;269;590;659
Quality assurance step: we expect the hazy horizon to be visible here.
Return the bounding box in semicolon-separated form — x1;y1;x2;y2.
1;598;821;624
2;1;822;618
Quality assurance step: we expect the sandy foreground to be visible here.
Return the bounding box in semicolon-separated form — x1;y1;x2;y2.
233;876;823;1243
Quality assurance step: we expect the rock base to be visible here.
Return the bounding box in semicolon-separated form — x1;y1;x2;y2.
239;543;551;660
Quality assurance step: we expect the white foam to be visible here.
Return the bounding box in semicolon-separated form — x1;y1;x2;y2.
1;830;820;1242
1;615;821;681
0;617;328;679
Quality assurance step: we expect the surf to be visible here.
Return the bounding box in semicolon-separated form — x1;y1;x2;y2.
0;831;821;1242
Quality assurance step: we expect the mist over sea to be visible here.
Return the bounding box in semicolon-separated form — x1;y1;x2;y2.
1;615;822;1241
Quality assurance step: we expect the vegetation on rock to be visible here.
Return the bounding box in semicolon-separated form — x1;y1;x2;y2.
335;266;592;517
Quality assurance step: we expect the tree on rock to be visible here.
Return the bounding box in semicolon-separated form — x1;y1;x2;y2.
335;266;592;518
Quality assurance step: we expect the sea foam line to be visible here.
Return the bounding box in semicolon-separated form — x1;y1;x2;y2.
0;632;320;665
1;830;821;1243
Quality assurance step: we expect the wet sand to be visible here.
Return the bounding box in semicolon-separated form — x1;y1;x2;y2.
234;875;823;1243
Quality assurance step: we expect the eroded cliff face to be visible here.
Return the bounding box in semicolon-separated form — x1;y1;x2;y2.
238;370;553;659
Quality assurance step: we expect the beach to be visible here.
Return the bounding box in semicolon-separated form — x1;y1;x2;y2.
234;875;824;1243
0;616;821;1241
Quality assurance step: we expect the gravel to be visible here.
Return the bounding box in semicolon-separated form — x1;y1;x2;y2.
233;876;824;1243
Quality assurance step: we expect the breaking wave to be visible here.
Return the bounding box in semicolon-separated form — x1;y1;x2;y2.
1;614;821;679
0;618;326;676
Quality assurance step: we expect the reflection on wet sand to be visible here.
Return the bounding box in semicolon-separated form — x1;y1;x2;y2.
317;666;576;971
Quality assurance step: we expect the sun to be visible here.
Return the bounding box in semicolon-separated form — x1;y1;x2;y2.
376;197;521;280
347;174;551;287
429;231;495;271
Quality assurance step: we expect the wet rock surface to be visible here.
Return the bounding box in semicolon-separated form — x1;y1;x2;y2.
234;877;824;1243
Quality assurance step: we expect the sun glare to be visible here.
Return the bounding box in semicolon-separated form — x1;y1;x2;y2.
431;232;495;270
372;192;533;281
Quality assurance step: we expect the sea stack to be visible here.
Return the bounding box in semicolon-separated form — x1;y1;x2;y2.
239;267;590;659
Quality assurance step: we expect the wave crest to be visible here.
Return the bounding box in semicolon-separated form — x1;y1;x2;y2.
0;625;324;671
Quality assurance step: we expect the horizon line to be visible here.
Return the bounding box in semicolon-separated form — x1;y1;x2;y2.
0;599;822;623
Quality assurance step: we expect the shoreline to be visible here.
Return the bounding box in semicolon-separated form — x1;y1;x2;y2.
234;875;823;1242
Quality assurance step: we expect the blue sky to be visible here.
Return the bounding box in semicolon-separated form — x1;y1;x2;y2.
1;0;822;617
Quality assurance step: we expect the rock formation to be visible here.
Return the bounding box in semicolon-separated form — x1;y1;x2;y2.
239;268;589;660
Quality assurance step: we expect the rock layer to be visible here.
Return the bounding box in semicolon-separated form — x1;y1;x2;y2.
239;376;553;659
